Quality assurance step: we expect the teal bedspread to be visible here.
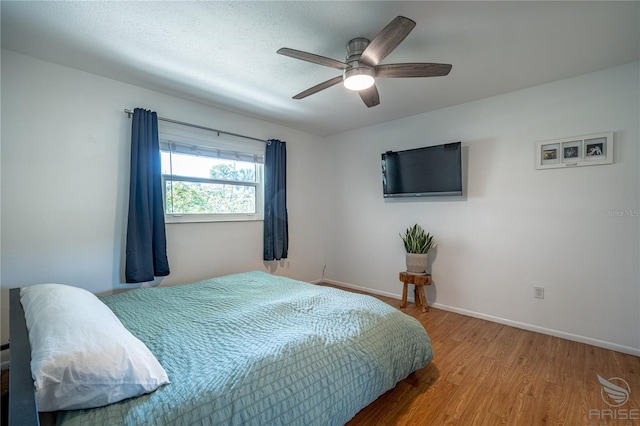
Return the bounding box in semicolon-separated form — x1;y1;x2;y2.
57;271;433;425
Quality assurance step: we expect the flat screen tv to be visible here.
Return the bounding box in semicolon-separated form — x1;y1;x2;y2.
382;142;462;198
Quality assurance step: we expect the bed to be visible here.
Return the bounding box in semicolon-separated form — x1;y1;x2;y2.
10;271;433;425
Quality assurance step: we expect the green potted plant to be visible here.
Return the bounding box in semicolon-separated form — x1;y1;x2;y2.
400;224;435;274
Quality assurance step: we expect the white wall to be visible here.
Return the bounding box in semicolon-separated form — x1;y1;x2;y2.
323;62;640;355
0;50;328;356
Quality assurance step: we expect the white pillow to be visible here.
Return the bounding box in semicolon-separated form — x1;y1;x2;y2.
20;283;170;411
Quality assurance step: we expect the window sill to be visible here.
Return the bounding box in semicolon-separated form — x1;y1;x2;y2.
165;214;263;224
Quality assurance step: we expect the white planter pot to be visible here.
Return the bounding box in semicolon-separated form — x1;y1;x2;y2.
406;253;429;274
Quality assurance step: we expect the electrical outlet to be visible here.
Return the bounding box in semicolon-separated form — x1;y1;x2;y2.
534;287;544;299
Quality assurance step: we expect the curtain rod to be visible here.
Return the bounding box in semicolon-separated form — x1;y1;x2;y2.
123;109;268;143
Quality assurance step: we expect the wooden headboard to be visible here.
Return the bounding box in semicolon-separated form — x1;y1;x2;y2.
9;287;40;425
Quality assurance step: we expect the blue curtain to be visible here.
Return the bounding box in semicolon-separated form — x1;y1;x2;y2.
125;108;170;283
263;139;288;261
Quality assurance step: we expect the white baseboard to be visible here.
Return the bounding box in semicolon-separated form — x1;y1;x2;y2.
322;278;640;357
429;302;640;357
322;279;416;301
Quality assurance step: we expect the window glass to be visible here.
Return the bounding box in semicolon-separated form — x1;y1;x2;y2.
159;124;264;223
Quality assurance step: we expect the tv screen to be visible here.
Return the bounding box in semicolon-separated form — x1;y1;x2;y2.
382;142;462;198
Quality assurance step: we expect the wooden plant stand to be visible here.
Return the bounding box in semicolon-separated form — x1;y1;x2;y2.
399;272;432;313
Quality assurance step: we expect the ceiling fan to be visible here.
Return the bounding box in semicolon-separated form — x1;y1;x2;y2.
277;16;452;108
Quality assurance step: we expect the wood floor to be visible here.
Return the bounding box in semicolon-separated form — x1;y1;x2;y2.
321;283;640;426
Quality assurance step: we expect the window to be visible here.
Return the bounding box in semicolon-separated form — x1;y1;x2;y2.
159;123;264;223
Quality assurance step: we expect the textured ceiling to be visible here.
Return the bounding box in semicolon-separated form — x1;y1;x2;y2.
2;1;639;136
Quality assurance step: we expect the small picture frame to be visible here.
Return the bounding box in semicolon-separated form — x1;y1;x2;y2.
584;137;607;161
561;141;581;164
541;143;560;166
536;132;613;170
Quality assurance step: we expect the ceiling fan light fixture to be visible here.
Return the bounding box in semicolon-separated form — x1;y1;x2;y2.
278;16;452;106
343;67;375;91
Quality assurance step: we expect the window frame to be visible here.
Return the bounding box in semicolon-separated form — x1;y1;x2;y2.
158;124;265;224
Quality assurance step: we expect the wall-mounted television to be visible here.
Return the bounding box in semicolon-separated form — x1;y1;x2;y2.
382;142;462;198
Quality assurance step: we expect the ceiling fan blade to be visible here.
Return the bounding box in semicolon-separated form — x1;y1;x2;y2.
359;16;416;66
359;84;380;108
277;48;349;70
292;75;344;99
376;63;452;78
